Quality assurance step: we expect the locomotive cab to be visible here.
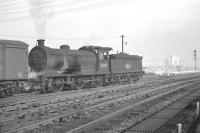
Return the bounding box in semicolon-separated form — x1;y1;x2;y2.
97;49;110;73
79;46;112;74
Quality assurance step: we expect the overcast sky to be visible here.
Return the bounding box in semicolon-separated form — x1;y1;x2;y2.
0;0;200;65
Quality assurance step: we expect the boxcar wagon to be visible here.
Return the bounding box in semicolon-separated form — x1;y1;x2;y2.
0;40;29;97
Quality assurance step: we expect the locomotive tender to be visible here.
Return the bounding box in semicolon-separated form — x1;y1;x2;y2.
29;39;144;92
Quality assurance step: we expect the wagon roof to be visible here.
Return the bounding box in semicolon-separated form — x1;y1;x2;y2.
79;45;112;51
0;40;29;46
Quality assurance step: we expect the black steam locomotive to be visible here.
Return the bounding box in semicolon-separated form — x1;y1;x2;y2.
29;39;144;92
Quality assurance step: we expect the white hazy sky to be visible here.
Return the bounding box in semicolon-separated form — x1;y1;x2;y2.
0;0;200;65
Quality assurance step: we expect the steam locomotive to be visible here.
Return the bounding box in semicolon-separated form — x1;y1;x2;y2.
28;39;144;92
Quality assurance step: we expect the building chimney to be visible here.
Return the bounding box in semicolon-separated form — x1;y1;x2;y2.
37;39;45;47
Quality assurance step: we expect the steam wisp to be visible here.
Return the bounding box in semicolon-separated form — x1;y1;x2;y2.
27;0;54;39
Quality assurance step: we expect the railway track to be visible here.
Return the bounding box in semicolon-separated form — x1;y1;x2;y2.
0;76;181;116
120;85;200;133
153;95;200;133
62;81;200;133
0;81;176;132
0;73;195;104
84;82;200;133
1;75;199;133
0;75;163;105
0;74;196;110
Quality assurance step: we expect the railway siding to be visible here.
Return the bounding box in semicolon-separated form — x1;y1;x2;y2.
69;82;198;133
154;95;200;133
0;78;184;124
23;80;200;132
0;75;200;133
117;84;200;133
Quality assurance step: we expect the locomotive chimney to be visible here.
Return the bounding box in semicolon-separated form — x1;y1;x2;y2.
37;39;45;47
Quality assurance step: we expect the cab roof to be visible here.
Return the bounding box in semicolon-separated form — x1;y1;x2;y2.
79;45;112;51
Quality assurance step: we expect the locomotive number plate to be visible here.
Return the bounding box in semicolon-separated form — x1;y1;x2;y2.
100;63;108;68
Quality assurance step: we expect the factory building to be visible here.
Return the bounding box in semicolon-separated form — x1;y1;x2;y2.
143;55;181;75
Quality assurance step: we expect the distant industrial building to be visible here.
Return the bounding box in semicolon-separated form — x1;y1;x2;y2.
165;55;181;73
143;59;167;74
143;55;181;74
143;55;200;74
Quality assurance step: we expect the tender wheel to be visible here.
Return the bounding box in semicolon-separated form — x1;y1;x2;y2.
51;78;64;92
135;75;139;82
127;75;133;84
6;89;12;96
10;87;16;95
93;76;104;87
104;75;110;84
0;91;7;98
130;75;137;83
72;77;84;90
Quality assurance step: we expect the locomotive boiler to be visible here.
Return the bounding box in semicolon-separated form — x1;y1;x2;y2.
29;39;98;75
29;39;144;92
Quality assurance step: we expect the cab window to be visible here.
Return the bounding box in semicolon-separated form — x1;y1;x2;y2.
99;52;104;60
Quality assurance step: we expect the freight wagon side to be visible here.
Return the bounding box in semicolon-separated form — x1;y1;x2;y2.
0;40;29;97
0;41;28;80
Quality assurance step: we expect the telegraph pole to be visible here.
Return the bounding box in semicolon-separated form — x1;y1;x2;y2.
194;50;197;71
121;35;124;53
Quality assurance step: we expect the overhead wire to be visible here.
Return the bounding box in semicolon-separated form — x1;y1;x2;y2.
0;0;72;6
0;0;125;42
0;33;85;40
0;0;102;20
0;0;75;14
0;33;120;42
0;0;126;21
0;0;109;15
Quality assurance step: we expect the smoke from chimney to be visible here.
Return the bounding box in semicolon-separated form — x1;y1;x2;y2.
27;0;54;39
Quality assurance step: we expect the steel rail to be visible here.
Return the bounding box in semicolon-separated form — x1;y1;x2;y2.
0;74;195;110
4;79;199;133
121;83;200;133
0;76;181;114
0;73;195;103
65;81;200;133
